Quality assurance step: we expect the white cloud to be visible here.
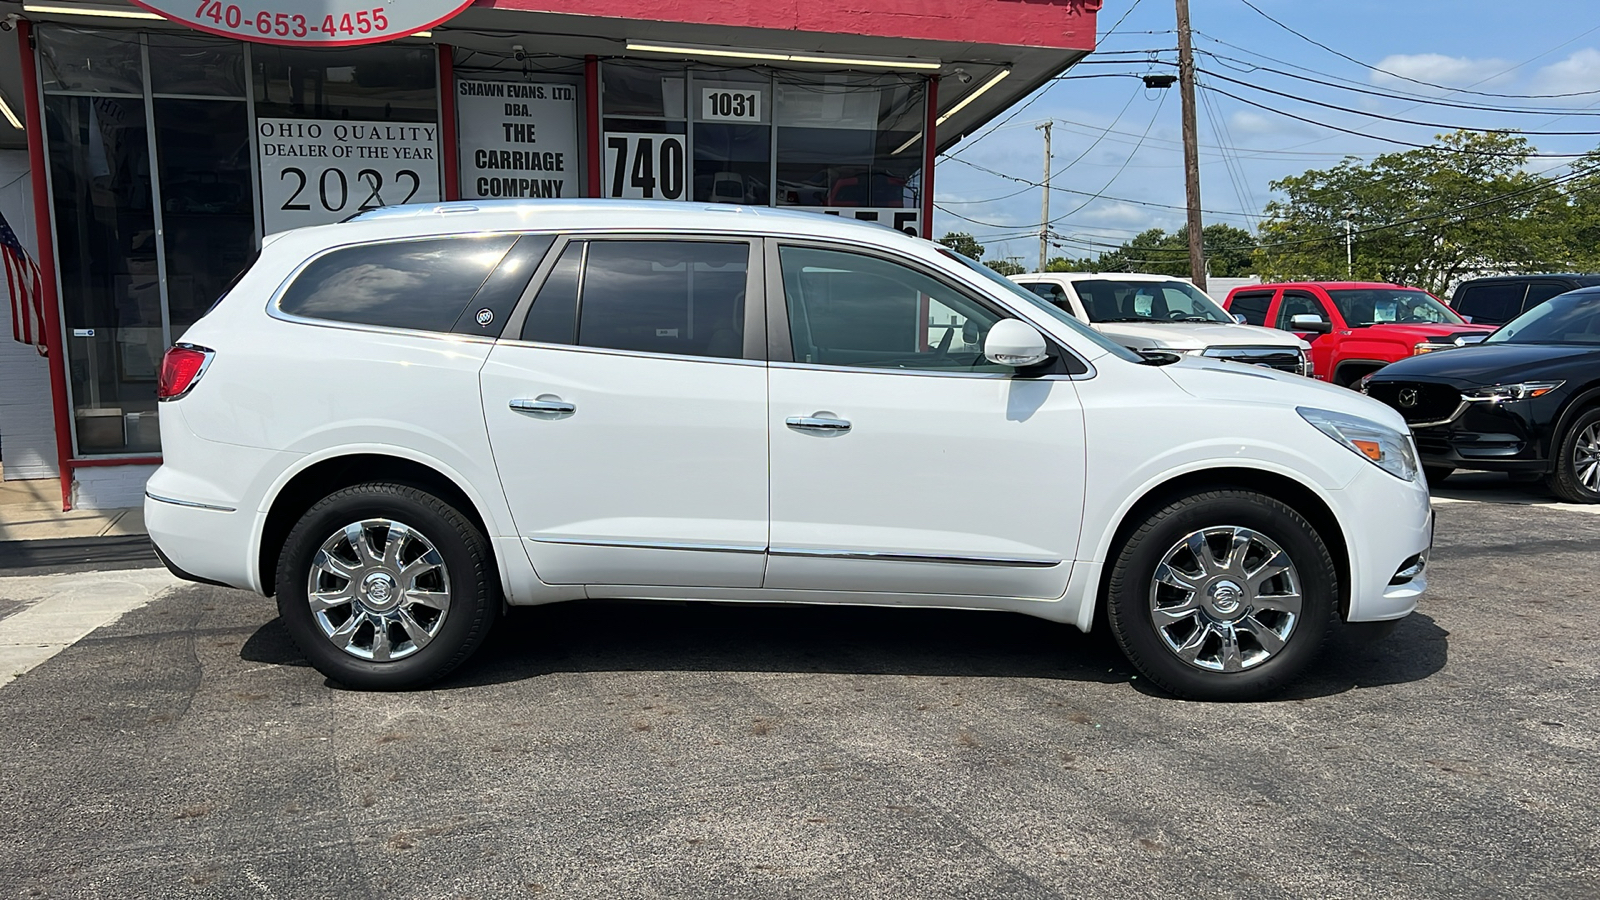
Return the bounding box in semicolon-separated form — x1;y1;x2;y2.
1530;47;1600;98
1078;201;1154;228
1371;53;1514;90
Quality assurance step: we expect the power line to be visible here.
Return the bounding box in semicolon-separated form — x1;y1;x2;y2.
1233;0;1600;100
1198;68;1600;136
939;153;1262;218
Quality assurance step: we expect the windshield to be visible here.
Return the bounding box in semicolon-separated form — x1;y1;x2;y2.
1486;289;1600;344
1327;289;1461;327
939;251;1143;363
1071;278;1232;324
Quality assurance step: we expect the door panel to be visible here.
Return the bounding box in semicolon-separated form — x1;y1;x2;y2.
767;366;1084;598
765;242;1085;600
483;236;768;588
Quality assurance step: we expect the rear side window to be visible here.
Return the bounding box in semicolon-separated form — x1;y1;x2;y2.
577;241;749;359
1228;290;1272;326
279;235;517;332
1454;282;1525;324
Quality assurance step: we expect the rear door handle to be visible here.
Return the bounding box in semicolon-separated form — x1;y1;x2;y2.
510;396;576;416
786;415;851;434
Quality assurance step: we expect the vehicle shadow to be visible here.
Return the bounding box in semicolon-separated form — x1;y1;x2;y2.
1432;470;1566;506
240;599;1450;700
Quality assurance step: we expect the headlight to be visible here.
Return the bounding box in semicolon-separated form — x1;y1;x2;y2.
1413;341;1445;355
1461;381;1564;402
1297;407;1420;482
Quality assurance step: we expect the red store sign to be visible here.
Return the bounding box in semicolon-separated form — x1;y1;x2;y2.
128;0;470;45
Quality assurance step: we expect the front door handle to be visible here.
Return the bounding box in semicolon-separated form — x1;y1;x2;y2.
786;414;851;434
510;396;576;416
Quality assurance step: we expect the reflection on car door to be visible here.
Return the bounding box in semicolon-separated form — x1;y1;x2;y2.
765;242;1086;600
481;236;769;588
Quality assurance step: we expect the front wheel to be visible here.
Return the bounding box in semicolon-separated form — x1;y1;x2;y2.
1106;490;1336;701
1546;408;1600;503
276;483;499;689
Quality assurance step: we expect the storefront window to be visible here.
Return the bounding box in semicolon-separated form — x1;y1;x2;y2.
775;74;923;210
252;45;437;122
693;72;769;205
601;64;688;201
148;34;246;96
38;27;143;94
44;94;163;454
154;98;254;337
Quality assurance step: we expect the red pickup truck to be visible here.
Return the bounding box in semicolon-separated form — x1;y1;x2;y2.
1224;281;1496;386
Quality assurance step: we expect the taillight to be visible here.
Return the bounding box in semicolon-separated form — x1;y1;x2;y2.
157;344;213;400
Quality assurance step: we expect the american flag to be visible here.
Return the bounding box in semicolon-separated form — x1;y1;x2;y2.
1;210;46;357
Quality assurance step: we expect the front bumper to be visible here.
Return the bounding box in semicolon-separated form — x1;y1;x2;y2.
1411;400;1552;474
1338;463;1433;622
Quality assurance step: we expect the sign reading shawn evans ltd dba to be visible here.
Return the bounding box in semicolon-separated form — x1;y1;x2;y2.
128;0;470;45
258;118;440;235
456;80;580;201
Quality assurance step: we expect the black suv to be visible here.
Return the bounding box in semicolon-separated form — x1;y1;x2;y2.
1362;285;1600;502
1450;274;1600;326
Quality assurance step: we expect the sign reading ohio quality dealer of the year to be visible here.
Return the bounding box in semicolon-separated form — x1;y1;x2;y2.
457;80;579;201
128;0;471;45
258;118;440;234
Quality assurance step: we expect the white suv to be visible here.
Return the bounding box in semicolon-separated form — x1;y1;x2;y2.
1011;272;1315;376
146;201;1431;700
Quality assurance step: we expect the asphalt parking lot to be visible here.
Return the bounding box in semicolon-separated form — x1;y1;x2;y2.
2;473;1598;899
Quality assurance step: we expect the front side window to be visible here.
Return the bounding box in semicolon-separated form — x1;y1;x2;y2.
1071;279;1231;324
1229;290;1272;326
279;236;516;332
1327;289;1461;327
1522;282;1574;313
1276;291;1327;330
575;241;750;359
1486;291;1600;345
780;246;1009;372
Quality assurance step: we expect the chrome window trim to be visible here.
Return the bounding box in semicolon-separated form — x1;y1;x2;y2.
144;491;237;513
490;337;769;367
768;360;1088;381
529;536;766;554
769;547;1062;568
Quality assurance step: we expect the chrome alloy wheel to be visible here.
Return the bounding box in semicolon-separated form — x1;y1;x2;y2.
1576;422;1600;494
1148;526;1303;673
306;519;451;662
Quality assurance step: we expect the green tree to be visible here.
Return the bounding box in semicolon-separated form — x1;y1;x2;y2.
1039;224;1257;277
1254;131;1572;295
938;231;985;261
985;258;1026;276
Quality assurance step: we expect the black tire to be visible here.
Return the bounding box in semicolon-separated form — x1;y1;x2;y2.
1106;490;1336;702
1546;407;1600;504
276;482;499;689
1423;466;1454;487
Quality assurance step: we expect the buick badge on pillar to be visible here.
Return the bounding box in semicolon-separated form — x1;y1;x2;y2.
129;0;471;45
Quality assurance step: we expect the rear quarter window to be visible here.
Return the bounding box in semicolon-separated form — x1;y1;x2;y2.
279;235;517;332
1453;282;1524;324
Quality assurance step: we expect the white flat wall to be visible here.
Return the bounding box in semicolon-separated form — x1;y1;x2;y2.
72;464;157;510
0;149;58;482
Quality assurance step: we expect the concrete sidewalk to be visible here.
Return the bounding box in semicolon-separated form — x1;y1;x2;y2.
0;474;144;543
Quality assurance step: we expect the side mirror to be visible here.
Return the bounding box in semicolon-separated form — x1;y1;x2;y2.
984;319;1051;368
1289;313;1332;334
1233;313;1248;325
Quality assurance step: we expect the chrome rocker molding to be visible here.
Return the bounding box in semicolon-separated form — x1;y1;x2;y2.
145;491;237;513
530;537;1062;568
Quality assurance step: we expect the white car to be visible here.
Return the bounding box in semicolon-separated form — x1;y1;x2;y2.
1011;272;1316;376
146;200;1431;700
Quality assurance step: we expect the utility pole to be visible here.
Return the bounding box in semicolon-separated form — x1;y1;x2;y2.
1344;208;1354;278
1175;0;1206;291
1036;121;1052;272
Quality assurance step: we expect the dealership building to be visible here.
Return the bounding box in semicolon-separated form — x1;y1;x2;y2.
0;0;1098;508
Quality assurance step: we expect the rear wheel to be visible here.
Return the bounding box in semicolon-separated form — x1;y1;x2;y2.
1106;490;1336;701
1546;408;1600;504
276;483;499;689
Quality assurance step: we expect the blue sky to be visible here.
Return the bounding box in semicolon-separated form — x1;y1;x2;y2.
933;0;1600;267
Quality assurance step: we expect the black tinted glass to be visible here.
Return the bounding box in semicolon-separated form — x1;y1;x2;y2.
577;241;749;359
522;241;581;343
1455;283;1524;323
450;234;554;335
280;236;515;332
1229;291;1271;326
1522;282;1572;312
1487;290;1600;345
